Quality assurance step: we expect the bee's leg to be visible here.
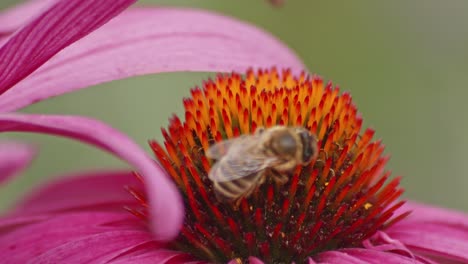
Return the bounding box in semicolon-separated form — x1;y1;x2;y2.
244;183;259;199
233;189;253;210
258;173;267;185
271;169;289;185
273;160;297;172
233;198;242;210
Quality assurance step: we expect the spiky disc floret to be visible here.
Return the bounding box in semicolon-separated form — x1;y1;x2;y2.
132;68;409;263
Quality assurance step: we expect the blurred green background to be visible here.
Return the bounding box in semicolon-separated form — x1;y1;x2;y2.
1;0;467;212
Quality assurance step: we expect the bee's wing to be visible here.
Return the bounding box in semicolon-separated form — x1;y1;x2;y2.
206;137;246;160
209;153;280;182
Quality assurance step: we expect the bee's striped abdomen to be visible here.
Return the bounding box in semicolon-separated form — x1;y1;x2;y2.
212;160;262;202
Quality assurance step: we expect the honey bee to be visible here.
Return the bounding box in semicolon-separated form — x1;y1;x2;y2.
206;125;318;205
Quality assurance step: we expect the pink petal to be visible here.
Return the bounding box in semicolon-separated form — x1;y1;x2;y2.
315;250;366;264
0;214;49;235
248;257;265;264
0;113;183;241
317;248;432;264
0;141;36;184
396;201;468;228
14;170;142;215
387;222;468;263
0;0;137;95
111;249;199;264
364;231;415;258
0;211;147;262
0;7;305;112
0;0;58;35
386;201;468;263
31;231;159;263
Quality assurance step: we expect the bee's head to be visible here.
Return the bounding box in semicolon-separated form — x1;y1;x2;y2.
295;127;318;164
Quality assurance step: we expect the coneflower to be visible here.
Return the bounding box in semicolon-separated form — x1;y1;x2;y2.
1;1;467;263
132;68;409;263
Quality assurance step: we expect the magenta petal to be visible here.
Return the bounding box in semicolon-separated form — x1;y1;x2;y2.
387;222;468;263
0;7;305;112
0;113;183;241
111;249;195;264
386;201;468;263
0;0;137;94
317;248;430;264
0;214;50;235
315;250;367;264
0;211;145;262
248;257;265;264
396;201;468;228
31;231;159;263
0;141;36;184
0;0;58;35
14;170;142;215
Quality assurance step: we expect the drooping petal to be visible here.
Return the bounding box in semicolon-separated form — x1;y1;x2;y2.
386;201;468;263
0;211;152;263
0;0;58;35
317;248;433;264
0;7;304;112
0;113;183;241
0;141;36;184
0;0;137;95
13;170;142;215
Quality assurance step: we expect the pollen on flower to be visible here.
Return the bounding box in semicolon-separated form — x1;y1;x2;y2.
128;68;410;263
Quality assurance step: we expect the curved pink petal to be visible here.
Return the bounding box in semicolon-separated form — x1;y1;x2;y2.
0;113;183;241
0;0;58;35
0;7;305;112
0;0;137;95
0;141;36;184
14;170;142;215
0;211;151;263
387;222;468;263
386;201;468;263
317;248;432;264
111;249;200;264
396;201;468;228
